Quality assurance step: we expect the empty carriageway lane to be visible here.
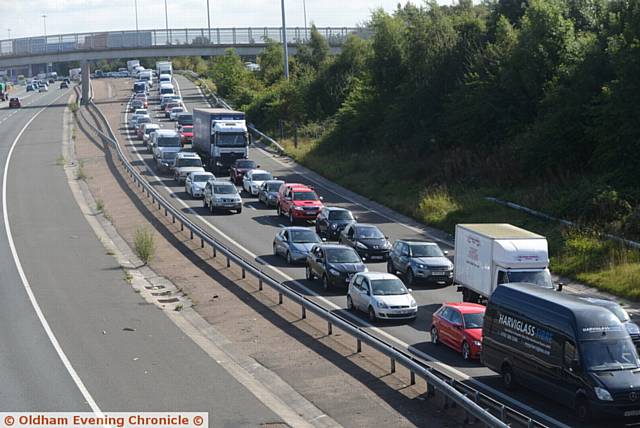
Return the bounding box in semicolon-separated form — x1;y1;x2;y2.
0;86;90;409
2;83;282;424
108;77;578;426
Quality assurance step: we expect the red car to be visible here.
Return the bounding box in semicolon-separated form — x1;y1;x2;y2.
8;97;21;108
180;125;193;145
430;302;485;360
229;159;258;184
276;183;324;224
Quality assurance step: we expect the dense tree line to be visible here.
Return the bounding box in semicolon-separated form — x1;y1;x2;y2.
193;0;640;237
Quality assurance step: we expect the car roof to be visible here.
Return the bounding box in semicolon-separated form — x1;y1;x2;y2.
209;179;235;185
281;226;315;232
144;123;160;128
176;152;200;158
324;207;350;211
358;272;400;280
189;171;213;176
442;302;486;313
353;223;380;229
248;169;269;175
317;243;353;250
154;129;179;136
398;240;438;246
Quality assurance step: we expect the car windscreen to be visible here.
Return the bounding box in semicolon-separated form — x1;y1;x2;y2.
214;185;236;194
177;158;202;167
251;173;272;181
326;248;361;264
219;133;247;147
157;137;181;147
172;108;184;112
192;174;211;182
137;117;150;124
293;192;319;201
290;230;320;244
267;182;283;192
410;244;444;257
181;126;193;133
145;127;159;135
581;339;640;371
236;160;256;168
356;226;384;239
178;116;193;125
500;270;554;289
371;279;408;296
463;312;485;329
328;210;354;221
162;151;178;160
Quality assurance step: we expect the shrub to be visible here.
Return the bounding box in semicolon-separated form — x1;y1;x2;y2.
133;226;155;265
416;187;460;225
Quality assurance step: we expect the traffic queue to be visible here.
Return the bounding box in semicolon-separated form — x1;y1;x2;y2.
126;68;640;423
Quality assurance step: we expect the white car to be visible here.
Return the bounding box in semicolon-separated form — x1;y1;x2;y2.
242;169;274;196
169;106;185;121
39;84;48;92
173;152;205;183
347;272;417;322
185;172;215;198
142;124;160;148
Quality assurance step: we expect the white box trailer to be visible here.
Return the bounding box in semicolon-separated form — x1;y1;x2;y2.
454;224;559;302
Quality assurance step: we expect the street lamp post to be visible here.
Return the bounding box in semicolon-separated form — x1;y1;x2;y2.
164;0;169;41
7;29;10;40
207;0;212;42
280;0;289;80
134;0;139;31
303;0;307;39
42;14;47;37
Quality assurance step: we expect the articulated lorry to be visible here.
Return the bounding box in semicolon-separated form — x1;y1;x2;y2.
454;223;561;303
192;108;249;173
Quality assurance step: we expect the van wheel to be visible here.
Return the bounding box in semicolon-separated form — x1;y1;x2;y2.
501;364;516;391
368;306;377;322
462;342;471;360
406;269;415;286
347;295;354;311
430;327;439;344
575;397;590;422
306;266;314;280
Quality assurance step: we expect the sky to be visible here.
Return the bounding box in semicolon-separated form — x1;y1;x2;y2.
0;0;458;40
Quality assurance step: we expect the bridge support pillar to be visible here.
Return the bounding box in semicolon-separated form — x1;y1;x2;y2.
28;64;33;78
81;60;90;105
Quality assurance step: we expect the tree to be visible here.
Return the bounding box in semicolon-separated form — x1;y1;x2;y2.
258;38;284;85
297;25;331;70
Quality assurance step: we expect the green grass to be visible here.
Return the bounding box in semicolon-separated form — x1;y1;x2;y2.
133;226;156;265
278;138;640;300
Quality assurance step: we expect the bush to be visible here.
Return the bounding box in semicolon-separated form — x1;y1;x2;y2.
416;187;460;224
133;226;155;265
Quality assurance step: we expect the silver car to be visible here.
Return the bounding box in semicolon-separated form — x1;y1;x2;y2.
347;272;417;322
272;227;322;264
203;180;242;214
185;172;215;198
387;240;453;286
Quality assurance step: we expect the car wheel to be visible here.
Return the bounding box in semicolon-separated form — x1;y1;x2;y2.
575;397;590;422
430;327;439;344
387;260;395;274
462;342;471;360
203;198;207;208
322;275;331;292
273;243;278;257
347;295;354;311
501;364;516;391
406;269;415;287
286;252;293;265
305;266;314;280
209;203;214;215
368;306;377;322
289;212;295;225
236;208;242;214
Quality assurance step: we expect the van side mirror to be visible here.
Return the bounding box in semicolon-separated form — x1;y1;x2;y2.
444;250;449;256
557;282;564;292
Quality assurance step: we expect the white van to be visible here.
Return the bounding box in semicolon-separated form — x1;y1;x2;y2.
159;74;171;84
139;70;153;88
159;83;174;96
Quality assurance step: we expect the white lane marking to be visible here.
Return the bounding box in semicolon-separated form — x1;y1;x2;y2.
2;90;104;414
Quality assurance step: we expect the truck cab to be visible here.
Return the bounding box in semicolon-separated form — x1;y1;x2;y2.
192;108;250;173
151;130;182;172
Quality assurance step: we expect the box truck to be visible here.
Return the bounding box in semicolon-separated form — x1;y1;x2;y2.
156;61;173;78
192;108;249;172
127;60;140;74
454;223;560;302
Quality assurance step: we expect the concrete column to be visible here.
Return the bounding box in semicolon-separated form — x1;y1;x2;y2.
81;60;90;105
28;64;33;78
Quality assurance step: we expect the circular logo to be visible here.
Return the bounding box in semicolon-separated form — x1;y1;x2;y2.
4;416;14;426
630;391;638;402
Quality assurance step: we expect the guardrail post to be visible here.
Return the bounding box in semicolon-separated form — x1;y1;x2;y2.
301;306;306;319
499;405;506;422
327;322;332;335
241;268;245;279
390;358;396;374
180;222;184;231
258;278;263;291
172;215;175;223
427;382;435;398
190;230;193;239
164;207;167;216
356;339;361;353
226;256;230;268
410;371;415;385
201;238;204;248
213;247;216;257
278;293;283;304
527;419;534;428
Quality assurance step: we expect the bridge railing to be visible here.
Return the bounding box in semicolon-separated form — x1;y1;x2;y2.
0;27;369;58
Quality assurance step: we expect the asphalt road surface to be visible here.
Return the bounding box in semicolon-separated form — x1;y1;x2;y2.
0;83;281;426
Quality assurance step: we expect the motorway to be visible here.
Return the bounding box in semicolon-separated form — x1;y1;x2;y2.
0;82;283;425
100;75;589;427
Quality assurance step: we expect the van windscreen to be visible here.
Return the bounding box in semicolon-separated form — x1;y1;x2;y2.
499;270;554;289
581;339;639;371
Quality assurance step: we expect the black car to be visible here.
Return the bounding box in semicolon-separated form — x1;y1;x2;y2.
60;81;69;89
26;84;35;92
339;223;391;262
306;244;367;290
315;207;356;240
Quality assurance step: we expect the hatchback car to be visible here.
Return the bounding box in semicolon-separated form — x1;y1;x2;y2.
306;244;367;290
347;272;417;322
315;207;356;240
431;302;485;360
179;125;193;145
339;223;391;262
8;98;21;108
173;152;204;183
130;98;144;112
258;180;285;207
185;172;215;198
169;106;185;121
388;240;453;286
242;169;274;196
230;159;258;184
203;180;242;214
273;227;322;264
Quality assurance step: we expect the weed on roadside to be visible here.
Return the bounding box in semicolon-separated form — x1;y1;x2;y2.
123;269;133;284
174;304;183;312
76;160;87;180
55;155;66;166
95;198;104;213
134;226;156;265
